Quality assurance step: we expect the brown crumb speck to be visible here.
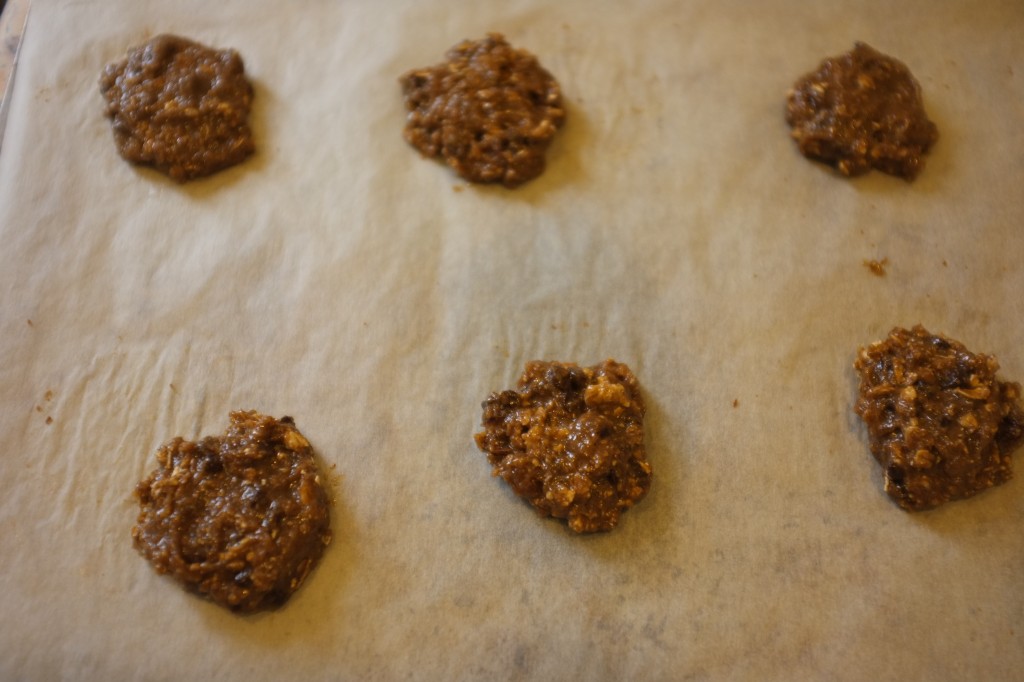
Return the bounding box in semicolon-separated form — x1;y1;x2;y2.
864;258;888;276
27;319;33;327
733;399;739;408
46;416;53;425
35;405;42;412
44;390;53;401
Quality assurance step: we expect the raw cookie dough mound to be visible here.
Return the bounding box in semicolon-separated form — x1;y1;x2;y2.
785;42;938;180
100;34;255;182
133;411;331;611
400;33;565;188
475;360;651;532
854;326;1024;511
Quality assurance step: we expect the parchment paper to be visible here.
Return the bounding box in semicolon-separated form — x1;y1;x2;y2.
1;1;1023;679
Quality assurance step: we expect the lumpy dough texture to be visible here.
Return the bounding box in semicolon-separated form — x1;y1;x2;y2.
400;33;565;187
474;360;652;532
854;326;1024;511
133;411;331;611
100;34;255;181
786;42;938;180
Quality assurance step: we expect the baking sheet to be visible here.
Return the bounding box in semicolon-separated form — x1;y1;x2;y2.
0;1;32;153
1;0;1023;679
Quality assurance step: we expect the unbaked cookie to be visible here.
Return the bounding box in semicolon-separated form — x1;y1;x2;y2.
400;33;565;187
475;360;651;532
133;411;331;611
100;34;255;181
786;43;938;180
854;326;1024;511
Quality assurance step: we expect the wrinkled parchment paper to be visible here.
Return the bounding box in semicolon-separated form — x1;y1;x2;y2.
2;1;1023;679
